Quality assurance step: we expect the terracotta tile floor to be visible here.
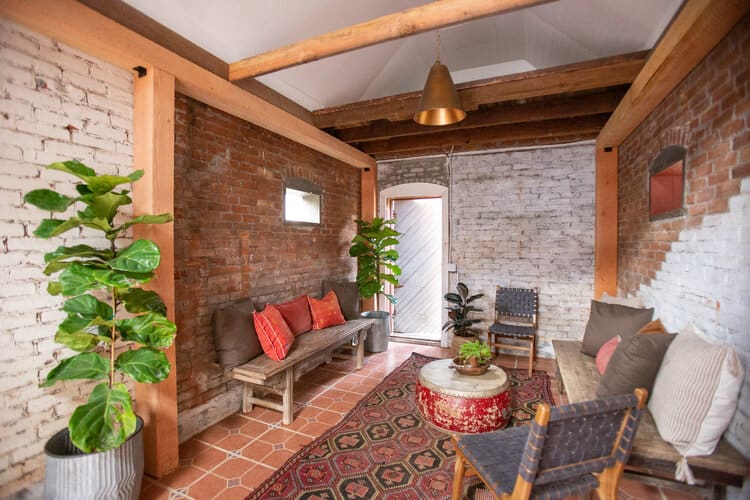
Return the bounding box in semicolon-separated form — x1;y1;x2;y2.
141;342;700;499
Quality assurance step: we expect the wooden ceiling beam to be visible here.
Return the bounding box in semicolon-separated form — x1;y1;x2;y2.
77;0;313;123
335;87;625;143
0;0;375;169
228;0;551;81
359;114;610;155
314;51;647;128
373;132;599;160
597;0;750;148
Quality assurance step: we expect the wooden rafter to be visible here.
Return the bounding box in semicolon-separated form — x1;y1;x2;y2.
597;0;750;147
228;0;551;81
314;51;648;129
360;114;610;155
78;0;313;123
0;0;375;169
335;88;625;144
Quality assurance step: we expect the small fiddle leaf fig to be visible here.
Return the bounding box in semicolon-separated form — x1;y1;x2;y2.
117;312;176;349
108;240;160;273
349;218;401;307
115;348;170;383
24;189;77;212
68;383;136;453
40;352;109;387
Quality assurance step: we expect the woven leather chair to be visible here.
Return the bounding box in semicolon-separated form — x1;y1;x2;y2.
488;286;538;377
451;388;647;500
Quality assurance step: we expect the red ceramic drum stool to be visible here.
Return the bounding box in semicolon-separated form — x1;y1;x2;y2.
416;358;510;433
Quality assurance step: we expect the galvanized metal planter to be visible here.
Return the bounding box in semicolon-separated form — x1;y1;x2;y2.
44;416;144;500
361;310;391;352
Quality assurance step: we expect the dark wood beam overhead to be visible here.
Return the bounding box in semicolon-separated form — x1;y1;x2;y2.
78;0;313;123
359;114;609;155
313;51;647;129
228;0;551;80
334;87;625;143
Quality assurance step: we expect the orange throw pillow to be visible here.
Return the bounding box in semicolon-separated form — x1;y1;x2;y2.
273;295;312;336
596;335;620;375
252;306;294;361
637;318;668;334
308;291;346;330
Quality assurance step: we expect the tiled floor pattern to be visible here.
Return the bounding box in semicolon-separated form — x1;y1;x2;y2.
141;342;700;499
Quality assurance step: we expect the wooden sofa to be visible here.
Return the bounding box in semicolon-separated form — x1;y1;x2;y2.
232;319;372;424
553;339;749;494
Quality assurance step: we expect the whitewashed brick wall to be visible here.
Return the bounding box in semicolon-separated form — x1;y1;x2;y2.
379;144;596;356
0;20;134;498
630;178;750;458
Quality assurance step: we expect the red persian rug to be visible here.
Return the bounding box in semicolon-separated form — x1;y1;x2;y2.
246;353;556;499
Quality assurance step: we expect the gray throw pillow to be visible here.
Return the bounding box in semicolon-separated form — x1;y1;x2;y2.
581;300;654;356
596;332;675;399
212;298;262;369
322;280;360;321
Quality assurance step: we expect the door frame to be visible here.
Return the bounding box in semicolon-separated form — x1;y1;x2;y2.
380;183;449;347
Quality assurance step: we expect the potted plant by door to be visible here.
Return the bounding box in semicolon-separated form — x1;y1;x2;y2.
442;282;484;356
24;160;175;500
349;217;401;352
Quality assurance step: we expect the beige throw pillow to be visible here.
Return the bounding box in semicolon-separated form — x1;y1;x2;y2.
648;324;744;482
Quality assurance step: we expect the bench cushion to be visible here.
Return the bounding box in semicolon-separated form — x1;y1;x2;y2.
322;280;360;321
582;300;654;356
273;295;312;335
253;306;295;361
308;291;346;330
212;298;262;369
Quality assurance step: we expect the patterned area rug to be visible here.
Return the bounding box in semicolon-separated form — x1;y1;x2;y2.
246;353;556;499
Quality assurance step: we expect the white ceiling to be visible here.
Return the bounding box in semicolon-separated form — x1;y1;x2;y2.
122;0;683;110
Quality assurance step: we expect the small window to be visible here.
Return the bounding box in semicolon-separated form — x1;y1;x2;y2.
284;178;321;224
649;146;686;220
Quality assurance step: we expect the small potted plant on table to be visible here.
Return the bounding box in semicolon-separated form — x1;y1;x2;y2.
453;340;492;376
24;160;175;500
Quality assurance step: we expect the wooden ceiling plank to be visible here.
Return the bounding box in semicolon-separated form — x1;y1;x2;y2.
361;114;610;155
314;51;647;128
78;0;313;123
228;0;551;81
337;88;625;143
597;0;750;148
0;0;374;169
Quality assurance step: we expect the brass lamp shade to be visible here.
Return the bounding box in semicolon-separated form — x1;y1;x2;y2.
414;60;466;126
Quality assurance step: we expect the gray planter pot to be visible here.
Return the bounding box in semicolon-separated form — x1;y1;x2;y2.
361;310;391;352
44;416;144;500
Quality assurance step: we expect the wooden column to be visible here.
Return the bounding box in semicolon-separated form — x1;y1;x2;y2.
361;165;377;311
594;146;618;298
132;65;178;477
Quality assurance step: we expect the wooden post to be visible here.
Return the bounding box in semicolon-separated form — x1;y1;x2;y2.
361;165;377;311
594;146;618;298
132;65;178;477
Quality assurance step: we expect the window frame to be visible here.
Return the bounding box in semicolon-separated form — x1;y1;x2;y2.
283;177;322;225
648;145;687;221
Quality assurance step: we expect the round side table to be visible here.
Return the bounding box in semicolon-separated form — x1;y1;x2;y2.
416;358;510;433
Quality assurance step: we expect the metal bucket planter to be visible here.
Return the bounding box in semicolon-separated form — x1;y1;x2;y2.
44;416;144;500
361;310;391;352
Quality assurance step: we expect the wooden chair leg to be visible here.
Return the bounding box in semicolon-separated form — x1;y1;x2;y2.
451;450;468;500
595;463;624;500
528;337;535;378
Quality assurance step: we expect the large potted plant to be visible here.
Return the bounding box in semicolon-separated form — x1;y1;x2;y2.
443;282;484;356
24;160;175;500
349;217;401;352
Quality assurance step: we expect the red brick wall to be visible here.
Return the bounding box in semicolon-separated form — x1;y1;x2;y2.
618;14;750;293
173;95;359;415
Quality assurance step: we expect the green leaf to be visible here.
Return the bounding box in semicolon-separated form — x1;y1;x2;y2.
32;219;65;238
348;241;370;257
115;348;170;383
59;263;99;296
383;262;401;275
68;383;136;453
108;213;173;239
45;244;111;264
358;281;381;299
108;240;160;273
381;274;399;286
47;281;62;295
117;312;176;349
55;330;100;352
59;314;93;334
383;293;397;305
24;189;76;212
47;160;96;179
128;170;144;182
380;237;399;247
91;269;131;288
120;289;166;315
444;293;463;304
40;352;109;387
79;191;132;221
63;294;113;320
85;174;138;195
381;249;399;261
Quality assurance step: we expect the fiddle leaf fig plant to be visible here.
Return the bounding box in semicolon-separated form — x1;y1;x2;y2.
349;217;401;308
26;160;175;453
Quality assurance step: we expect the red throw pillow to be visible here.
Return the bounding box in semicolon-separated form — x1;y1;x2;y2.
308;291;346;330
272;295;312;336
252;306;294;361
596;335;621;375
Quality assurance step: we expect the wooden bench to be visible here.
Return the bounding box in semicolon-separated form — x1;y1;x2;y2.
553;339;749;493
232;319;372;424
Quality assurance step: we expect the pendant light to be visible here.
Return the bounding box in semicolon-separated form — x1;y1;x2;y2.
414;31;466;126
